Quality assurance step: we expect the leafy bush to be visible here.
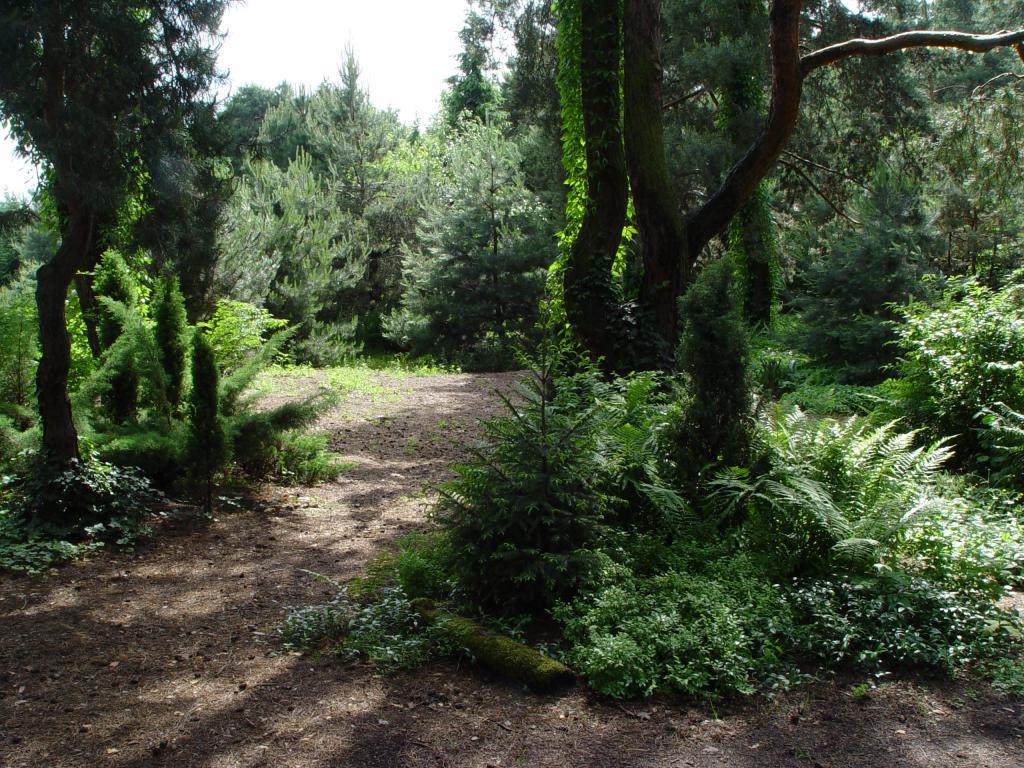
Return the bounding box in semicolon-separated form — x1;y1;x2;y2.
789;573;1021;672
893;273;1024;461
712;409;953;576
555;552;796;700
205;299;288;373
6;452;162;550
901;485;1024;593
280;582;457;673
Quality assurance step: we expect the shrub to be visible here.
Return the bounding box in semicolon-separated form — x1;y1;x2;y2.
675;257;752;492
789;572;1021;672
153;275;189;410
555;553;796;700
8;452;161;548
187;331;229;514
280;582;456;673
93;250;142;423
893;273;1024;462
795;164;935;383
273;430;345;485
206;299;288;373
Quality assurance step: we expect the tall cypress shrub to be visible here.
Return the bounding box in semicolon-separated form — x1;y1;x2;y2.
187;330;228;515
153;275;189;410
93;250;140;423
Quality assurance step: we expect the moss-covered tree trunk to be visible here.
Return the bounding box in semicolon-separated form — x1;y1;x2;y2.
624;0;689;363
562;0;629;372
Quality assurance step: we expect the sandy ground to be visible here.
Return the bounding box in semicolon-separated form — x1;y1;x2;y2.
1;370;1021;768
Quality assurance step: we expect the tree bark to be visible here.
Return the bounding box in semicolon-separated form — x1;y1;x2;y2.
36;204;92;463
624;0;688;362
563;0;629;371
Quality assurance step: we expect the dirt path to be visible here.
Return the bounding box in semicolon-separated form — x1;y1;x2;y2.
1;371;1021;768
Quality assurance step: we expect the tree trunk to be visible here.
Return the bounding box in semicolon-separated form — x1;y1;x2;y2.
563;0;629;371
623;0;689;363
36;206;92;463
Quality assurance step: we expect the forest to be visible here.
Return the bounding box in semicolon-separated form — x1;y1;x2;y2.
1;0;1023;766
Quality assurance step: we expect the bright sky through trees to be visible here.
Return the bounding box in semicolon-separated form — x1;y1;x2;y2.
0;0;469;198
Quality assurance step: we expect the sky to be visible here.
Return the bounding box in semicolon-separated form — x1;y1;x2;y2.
0;0;470;199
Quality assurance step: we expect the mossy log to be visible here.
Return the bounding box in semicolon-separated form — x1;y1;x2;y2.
412;599;574;692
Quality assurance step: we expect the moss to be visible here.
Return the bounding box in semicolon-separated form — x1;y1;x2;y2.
413;599;574;692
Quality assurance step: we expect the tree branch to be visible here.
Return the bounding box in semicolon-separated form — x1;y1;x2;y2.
687;0;803;254
802;28;1024;76
783;149;870;190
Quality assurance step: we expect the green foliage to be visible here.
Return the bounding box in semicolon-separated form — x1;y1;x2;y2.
712;409;954;577
0;270;38;416
280;582;456;673
93;250;142;423
384;117;553;369
789;573;1021;672
436;338;611;613
272;430;346;486
675;258;752;491
186;331;228;514
228;394;331;477
980;403;1024;488
205;301;289;374
556;552;795;700
892;273;1024;461
901;484;1024;593
796;164;935;383
984;656;1024;696
75;298;172;425
6;452;161;548
153;275;189;409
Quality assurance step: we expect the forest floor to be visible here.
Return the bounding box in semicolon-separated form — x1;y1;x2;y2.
1;368;1022;768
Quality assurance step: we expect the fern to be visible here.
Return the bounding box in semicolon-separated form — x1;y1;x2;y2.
711;408;954;575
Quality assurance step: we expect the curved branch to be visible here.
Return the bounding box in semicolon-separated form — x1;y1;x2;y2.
802;28;1024;76
687;0;802;254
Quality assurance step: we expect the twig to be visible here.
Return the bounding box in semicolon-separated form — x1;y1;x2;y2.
782;149;869;190
780;159;862;226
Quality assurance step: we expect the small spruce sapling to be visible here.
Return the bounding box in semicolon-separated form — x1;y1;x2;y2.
187;330;229;515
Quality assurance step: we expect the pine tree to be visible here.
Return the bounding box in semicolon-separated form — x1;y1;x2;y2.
386;118;553;369
153;275;189;411
186;330;228;516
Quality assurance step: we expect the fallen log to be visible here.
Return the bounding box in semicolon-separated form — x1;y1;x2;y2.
412;599;574;692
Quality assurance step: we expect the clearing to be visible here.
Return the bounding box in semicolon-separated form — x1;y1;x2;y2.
1;369;1021;768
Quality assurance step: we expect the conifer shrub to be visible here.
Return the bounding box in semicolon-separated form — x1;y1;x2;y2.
674;258;752;494
153;275;189;410
93;250;142;423
186;330;229;515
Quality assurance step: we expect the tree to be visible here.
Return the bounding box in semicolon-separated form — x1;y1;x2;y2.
557;0;1024;371
0;1;224;464
186;329;228;516
385;118;553;368
153;275;189;411
797;163;937;383
93;250;141;423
